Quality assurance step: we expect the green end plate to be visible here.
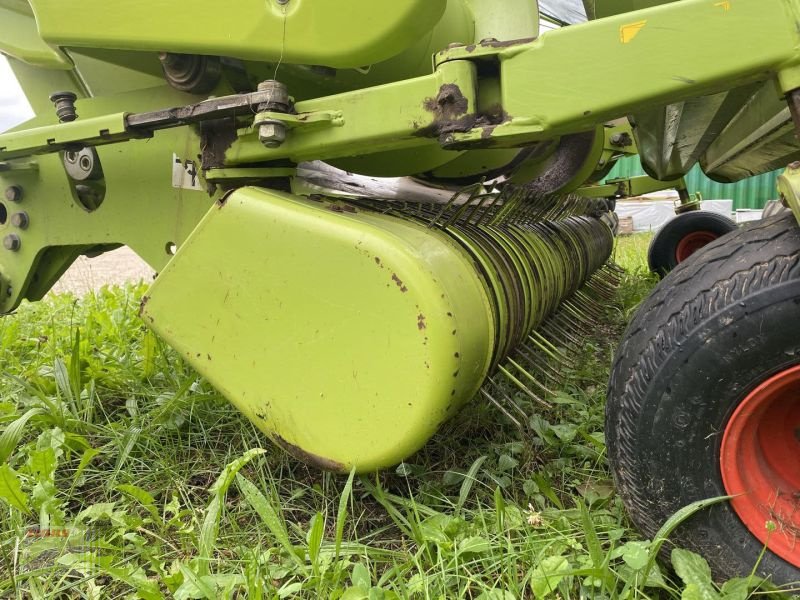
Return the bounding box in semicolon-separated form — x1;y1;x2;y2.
142;187;495;472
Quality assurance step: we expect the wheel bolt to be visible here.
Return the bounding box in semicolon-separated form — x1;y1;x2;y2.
4;185;23;203
10;212;29;229
3;234;20;251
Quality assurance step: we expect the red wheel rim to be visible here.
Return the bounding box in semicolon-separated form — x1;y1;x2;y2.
720;365;800;567
675;230;718;262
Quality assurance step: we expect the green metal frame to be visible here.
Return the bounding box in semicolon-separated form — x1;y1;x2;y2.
3;0;799;166
2;0;800;472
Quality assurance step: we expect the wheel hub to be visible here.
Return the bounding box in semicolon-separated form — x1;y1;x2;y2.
720;364;800;568
675;230;718;262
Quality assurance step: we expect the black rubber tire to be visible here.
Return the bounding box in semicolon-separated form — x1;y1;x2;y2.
647;210;737;277
607;214;800;588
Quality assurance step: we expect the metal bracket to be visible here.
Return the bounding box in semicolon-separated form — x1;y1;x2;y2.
777;161;800;226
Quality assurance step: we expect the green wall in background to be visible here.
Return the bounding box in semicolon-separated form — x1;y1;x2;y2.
605;156;781;210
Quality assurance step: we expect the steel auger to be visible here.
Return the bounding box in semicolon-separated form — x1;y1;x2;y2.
2;0;800;585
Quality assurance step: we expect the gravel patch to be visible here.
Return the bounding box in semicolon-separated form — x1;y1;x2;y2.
51;247;155;296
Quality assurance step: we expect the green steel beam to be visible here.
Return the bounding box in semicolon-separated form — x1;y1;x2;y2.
577;174;685;198
27;0;449;69
3;0;800;179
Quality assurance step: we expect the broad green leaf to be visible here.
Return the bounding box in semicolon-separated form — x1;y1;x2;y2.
341;586;370;600
619;541;650;571
719;577;756;600
476;592;517;600
549;424;577;443
672;549;720;600
352;562;372;589
277;581;303;598
307;511;325;572
73;447;100;484
235;473;305;570
497;454;518;472
198;448;266;575
641;496;731;583
578;501;603;568
142;330;158;379
68;329;83;401
0;464;30;513
335;467;356;561
530;472;563;509
530;555;569;599
28;447;57;483
456;455;487;515
0;407;45;462
116;484;159;519
457;536;492;555
175;564;217;600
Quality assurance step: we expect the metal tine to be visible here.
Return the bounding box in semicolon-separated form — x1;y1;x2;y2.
475;193;504;227
584;279;616;301
552;310;593;338
534;324;583;363
484;377;532;422
487;374;546;417
489;186;520;226
464;192;494;224
567;294;605;321
558;299;597;328
427;183;477;229
441;180;486;229
480;388;525;431
508;349;553;385
505;357;556;396
497;365;552;408
541;318;584;350
516;342;565;382
528;330;577;367
573;287;609;313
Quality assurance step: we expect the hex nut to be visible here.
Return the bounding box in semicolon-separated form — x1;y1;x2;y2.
258;121;287;148
10;212;29;230
3;234;21;251
4;185;23;203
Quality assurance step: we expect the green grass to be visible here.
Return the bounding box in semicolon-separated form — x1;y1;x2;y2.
0;236;784;599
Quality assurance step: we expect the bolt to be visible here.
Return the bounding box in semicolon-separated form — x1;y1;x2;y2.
4;185;22;203
609;132;632;147
10;212;29;230
256;80;289;148
3;234;20;252
258;120;287;148
257;80;289;110
49;91;78;123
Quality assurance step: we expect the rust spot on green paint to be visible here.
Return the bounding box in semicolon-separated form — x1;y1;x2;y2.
417;313;427;330
273;435;345;472
392;273;408;293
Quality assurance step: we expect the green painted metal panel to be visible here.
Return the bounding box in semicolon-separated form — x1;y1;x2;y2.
605;156;780;210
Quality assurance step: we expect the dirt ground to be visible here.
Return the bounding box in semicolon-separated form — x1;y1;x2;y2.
50;247;155;296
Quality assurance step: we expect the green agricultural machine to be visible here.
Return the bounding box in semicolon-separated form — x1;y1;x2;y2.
1;0;799;587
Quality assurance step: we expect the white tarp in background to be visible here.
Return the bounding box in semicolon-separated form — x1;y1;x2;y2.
616;199;737;232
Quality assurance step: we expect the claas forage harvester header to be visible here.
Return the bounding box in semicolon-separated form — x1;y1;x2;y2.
0;0;798;586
